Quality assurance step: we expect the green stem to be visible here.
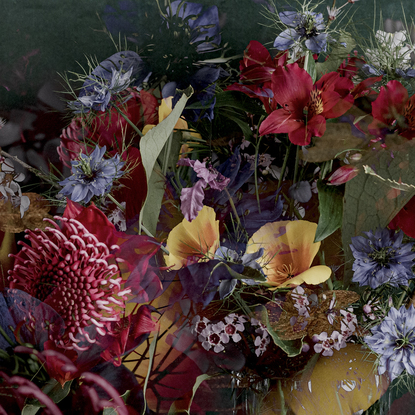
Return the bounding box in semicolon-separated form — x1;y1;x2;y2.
0;150;61;190
140;223;170;255
290;145;301;217
224;188;241;228
113;105;143;137
254;136;263;214
0;325;15;347
277;143;291;193
107;193;125;211
396;288;408;309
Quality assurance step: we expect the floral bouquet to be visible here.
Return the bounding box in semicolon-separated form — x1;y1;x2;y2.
2;0;415;413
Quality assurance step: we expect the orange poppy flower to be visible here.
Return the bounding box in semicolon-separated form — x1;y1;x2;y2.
246;220;332;287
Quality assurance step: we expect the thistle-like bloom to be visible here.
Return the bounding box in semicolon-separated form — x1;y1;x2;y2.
69;67;134;113
365;305;415;381
8;216;131;351
350;228;415;289
274;11;328;54
59;145;124;204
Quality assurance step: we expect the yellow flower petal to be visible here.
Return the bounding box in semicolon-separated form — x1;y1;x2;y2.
165;205;220;269
278;265;332;288
247;220;321;286
261;344;389;415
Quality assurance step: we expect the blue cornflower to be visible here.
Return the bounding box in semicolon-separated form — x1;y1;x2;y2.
69;67;133;113
350;228;415;289
59;145;125;204
365;305;415;381
274;11;328;54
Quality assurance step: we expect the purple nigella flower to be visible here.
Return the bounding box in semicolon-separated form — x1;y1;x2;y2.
365;305;415;381
59;145;125;204
274;11;328;54
350;228;415;289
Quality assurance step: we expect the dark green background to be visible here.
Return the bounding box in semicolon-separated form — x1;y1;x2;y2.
0;0;413;111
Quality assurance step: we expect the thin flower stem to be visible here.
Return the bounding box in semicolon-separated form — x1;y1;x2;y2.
0;149;61;190
107;193;125;211
113;105;143;137
396;288;408;309
0;325;15;347
254;136;263;214
290;145;301;216
277;143;291;193
224;188;241;228
140;224;170;255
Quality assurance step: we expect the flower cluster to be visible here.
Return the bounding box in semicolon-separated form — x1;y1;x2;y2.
6;0;415;413
191;313;270;357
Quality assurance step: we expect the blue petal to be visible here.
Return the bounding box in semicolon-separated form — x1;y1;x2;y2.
305;33;327;53
273;28;300;50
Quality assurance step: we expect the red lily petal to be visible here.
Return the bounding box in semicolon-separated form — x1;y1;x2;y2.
369;80;408;134
271;63;312;113
259;109;299;136
63;201;118;247
289;114;326;146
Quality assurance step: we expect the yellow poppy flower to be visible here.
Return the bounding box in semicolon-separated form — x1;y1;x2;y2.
261;343;389;414
246;220;332;288
165;205;220;270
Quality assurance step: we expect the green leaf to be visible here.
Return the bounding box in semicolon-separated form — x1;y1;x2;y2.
22;405;41;415
102;408;118;415
42;379;72;404
141;160;166;235
139;86;193;234
342;138;415;286
304;50;317;83
315;180;344;242
257;305;302;357
316;32;356;77
167;374;210;414
220;110;253;139
215;91;265;115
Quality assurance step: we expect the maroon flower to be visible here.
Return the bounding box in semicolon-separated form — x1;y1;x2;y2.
259;63;354;145
227;40;288;113
369;80;415;139
8;202;162;352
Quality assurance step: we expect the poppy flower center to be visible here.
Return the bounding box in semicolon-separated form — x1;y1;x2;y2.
276;263;297;279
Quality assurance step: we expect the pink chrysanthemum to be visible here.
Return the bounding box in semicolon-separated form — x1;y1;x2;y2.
8;216;131;351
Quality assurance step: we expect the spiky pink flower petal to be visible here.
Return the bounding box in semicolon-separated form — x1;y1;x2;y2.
8;216;131;351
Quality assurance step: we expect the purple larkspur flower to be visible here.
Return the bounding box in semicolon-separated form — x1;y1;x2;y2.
350;228;415;289
274;11;328;54
365;305;415;381
59;145;125;204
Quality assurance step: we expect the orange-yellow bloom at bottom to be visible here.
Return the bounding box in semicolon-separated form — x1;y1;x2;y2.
246;220;332;287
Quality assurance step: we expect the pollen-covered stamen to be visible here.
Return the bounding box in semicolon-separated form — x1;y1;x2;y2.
308;89;324;117
403;101;415;129
8;216;131;351
275;263;297;279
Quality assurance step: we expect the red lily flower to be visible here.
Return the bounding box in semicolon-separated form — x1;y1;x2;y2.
226;41;288;113
369;80;415;139
259;63;354;145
